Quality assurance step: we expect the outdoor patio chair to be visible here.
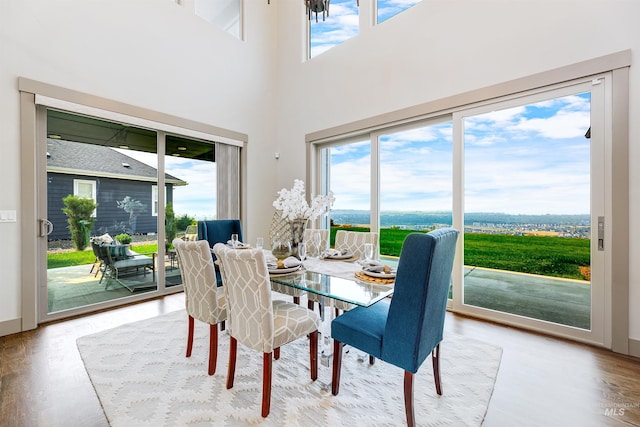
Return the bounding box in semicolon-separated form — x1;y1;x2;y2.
94;241;156;291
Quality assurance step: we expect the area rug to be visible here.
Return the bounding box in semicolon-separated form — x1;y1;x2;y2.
77;310;502;426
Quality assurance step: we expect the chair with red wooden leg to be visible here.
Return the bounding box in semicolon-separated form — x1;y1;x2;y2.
330;228;459;427
173;239;227;376
213;243;320;418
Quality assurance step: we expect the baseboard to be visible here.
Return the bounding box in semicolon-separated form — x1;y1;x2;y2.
629;338;640;358
0;317;22;337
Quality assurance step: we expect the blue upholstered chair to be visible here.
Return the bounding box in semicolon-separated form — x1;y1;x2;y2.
331;228;459;427
197;219;243;286
197;219;243;248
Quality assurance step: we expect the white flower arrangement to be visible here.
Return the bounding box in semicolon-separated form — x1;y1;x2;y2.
273;179;335;221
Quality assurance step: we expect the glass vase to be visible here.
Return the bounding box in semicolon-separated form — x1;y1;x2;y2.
290;218;308;260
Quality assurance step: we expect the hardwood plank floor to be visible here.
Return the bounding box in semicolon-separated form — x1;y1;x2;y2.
1;293;639;427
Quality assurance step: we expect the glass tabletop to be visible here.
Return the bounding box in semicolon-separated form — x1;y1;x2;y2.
270;270;394;307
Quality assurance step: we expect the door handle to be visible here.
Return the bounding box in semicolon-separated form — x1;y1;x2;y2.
40;219;54;237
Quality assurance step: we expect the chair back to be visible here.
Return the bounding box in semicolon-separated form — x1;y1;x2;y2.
381;228;459;373
213;243;275;353
91;240;106;261
197;220;243;249
303;228;329;257
173;239;225;325
184;225;198;241
334;230;379;259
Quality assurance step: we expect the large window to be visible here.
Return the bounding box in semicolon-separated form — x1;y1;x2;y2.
314;74;616;347
309;0;359;58
309;0;424;58
460;88;594;330
377;0;422;24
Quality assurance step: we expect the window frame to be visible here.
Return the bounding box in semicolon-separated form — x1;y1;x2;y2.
73;178;97;217
308;52;630;353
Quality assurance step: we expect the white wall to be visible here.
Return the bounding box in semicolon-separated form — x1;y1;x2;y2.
0;0;279;324
274;1;640;339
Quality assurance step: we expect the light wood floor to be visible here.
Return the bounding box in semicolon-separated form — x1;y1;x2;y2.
1;293;639;427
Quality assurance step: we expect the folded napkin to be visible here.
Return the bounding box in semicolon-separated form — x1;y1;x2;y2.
267;256;301;269
320;248;348;259
226;240;249;248
360;261;385;272
359;261;396;274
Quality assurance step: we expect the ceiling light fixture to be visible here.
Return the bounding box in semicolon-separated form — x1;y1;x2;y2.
177;146;187;151
305;0;330;22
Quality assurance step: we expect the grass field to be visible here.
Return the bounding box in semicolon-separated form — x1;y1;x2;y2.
47;244;158;270
48;229;590;280
333;226;590;280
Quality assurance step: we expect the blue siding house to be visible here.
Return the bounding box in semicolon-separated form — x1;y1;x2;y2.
46;139;186;241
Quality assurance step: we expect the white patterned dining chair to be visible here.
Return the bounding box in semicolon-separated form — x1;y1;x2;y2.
334;230;379;260
212;243;320;418
172;239;227;376
308;230;380;316
303;228;329;257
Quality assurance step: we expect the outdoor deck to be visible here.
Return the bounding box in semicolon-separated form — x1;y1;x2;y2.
46;262;590;330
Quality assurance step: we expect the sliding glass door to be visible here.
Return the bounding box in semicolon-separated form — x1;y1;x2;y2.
41;110;221;321
164;136;217;288
455;79;605;342
316;75;610;345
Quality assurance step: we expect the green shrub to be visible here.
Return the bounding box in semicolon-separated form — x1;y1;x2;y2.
176;213;196;231
165;203;177;247
115;233;132;245
62;195;98;251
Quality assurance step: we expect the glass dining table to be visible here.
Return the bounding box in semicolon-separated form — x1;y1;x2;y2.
268;255;396;389
269;266;394;310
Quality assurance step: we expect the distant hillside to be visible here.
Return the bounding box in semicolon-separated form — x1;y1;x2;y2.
330;210;590;228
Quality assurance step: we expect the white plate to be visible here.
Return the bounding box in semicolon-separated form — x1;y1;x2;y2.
327;252;354;260
227;243;251;249
362;270;396;279
268;265;302;274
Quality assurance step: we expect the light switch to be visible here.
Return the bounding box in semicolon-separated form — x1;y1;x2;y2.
0;210;17;222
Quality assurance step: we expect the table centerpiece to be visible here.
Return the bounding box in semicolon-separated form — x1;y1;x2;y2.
272;179;335;258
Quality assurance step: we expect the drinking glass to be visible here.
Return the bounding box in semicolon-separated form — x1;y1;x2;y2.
298;242;307;261
256;237;264;250
272;240;292;260
364;243;374;261
230;233;239;248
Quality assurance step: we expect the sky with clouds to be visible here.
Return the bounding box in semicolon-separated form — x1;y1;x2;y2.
310;0;421;57
115;149;216;220
329;92;592;215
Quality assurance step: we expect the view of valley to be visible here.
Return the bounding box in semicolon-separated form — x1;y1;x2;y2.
330;210;591;239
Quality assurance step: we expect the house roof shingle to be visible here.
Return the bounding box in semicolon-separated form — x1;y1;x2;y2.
46;139;187;186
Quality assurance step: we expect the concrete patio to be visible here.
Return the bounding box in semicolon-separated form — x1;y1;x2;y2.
46;262;591;330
